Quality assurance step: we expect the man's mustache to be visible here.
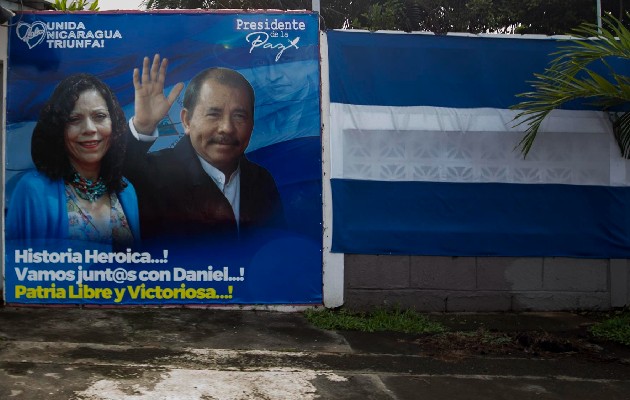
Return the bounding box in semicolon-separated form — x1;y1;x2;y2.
207;135;240;146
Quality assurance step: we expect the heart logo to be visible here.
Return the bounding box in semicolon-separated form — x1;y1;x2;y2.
16;21;47;50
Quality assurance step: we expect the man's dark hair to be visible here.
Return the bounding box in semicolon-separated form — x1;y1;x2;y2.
182;67;255;117
31;73;129;193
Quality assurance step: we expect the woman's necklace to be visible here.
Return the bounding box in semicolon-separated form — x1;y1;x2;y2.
70;172;107;202
65;185;112;242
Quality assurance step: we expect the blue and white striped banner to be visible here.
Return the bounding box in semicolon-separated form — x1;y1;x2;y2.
328;30;630;257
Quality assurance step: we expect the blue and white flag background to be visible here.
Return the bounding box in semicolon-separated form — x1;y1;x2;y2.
5;11;322;305
328;30;630;258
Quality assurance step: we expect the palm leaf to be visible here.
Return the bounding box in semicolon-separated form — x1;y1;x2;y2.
613;111;630;158
512;14;630;157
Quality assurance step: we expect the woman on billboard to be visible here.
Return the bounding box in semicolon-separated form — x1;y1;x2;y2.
6;74;140;247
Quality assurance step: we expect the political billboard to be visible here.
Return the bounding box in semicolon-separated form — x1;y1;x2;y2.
5;11;322;305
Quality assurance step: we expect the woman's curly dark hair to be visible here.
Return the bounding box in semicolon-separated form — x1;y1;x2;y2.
31;73;128;193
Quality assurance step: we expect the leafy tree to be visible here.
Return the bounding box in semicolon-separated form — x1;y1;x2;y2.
142;0;629;34
510;0;596;35
512;14;630;157
399;0;604;35
142;0;373;30
52;0;100;10
352;0;406;31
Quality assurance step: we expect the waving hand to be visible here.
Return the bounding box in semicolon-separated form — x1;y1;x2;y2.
132;54;184;134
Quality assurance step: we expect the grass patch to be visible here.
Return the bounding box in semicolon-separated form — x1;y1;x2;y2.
589;310;630;346
304;308;446;334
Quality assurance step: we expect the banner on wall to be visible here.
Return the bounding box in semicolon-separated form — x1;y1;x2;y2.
5;11;322;305
328;30;630;258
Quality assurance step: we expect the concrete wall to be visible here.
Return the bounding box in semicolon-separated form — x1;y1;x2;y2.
344;255;630;312
1;18;628;312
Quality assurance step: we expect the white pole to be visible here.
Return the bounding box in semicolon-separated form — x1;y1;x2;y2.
597;0;602;32
312;0;320;12
320;31;344;308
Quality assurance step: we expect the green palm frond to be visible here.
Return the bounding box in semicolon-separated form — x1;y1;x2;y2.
52;0;99;11
512;14;630;157
613;111;630;158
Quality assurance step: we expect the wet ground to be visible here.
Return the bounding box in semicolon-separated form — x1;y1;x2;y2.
0;307;628;399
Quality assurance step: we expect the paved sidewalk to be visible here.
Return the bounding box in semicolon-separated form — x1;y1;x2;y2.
0;307;628;399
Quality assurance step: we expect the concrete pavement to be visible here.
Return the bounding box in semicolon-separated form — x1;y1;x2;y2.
0;307;628;399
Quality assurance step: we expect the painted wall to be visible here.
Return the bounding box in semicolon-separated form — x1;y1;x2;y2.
343;255;629;311
326;30;630;311
2;19;629;311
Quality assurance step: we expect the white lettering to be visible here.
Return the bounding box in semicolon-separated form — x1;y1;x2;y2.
235;18;307;31
246;32;300;62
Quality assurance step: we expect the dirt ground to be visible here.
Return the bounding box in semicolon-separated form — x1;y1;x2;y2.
412;322;630;363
